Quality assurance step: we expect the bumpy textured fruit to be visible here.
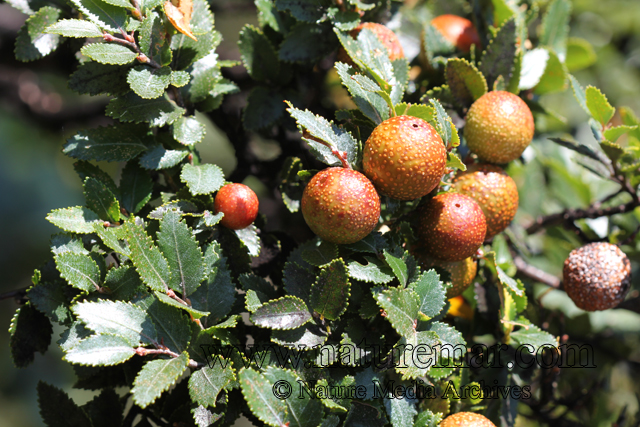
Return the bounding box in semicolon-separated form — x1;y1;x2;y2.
214;183;259;230
431;14;481;52
464;91;534;164
563;242;631;311
338;22;405;64
440;412;496;427
452;163;519;239
363;115;447;200
415;254;478;298
416;193;487;262
301;168;381;245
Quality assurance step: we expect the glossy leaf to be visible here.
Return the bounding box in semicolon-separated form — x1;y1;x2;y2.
180;163;225;195
251;296;312;330
64;334;136;366
310;259;350;321
132;352;190;408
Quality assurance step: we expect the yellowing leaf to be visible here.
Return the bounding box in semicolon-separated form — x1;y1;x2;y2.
164;0;197;41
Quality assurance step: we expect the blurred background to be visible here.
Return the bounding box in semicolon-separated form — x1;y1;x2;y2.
1;0;640;425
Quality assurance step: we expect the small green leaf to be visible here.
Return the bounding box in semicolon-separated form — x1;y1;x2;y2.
533;48;568;95
132;352;190;408
106;92;186;127
238;24;280;82
157;210;205;296
335;62;389;124
125;218;171;292
586;86;615;128
188;365;235;408
347;257;394;284
251;296;312;330
414;410;442;427
509;319;558;348
329;9;360;31
445;58;488;107
569;74;589;115
384;396;417;427
565;37;596;72
375;287;419;339
301;240;338;266
279;22;335;63
519;48;550;91
127;66;172;99
275;0;330;22
180;163;225;195
394;103;435;122
139;145;189;170
74;161;119;198
479;18;517;89
173;116;205;146
263;367;324;427
69;61;131;96
243;86;287;131
72;300;157;345
10;304;52;368
383;250;408;286
69;0;128;32
82;43;138;65
84;177;120;222
604;125;638;143
171;70;190;87
64;334;136;366
137;295;192;353
94;223;131;256
28;282;74;325
15;6;60;62
55;252;100;292
310;259;350;321
235;225;261;257
120;162;153;214
238;368;287;427
45;19;103;37
63;124;150;162
103;265;142;300
37;382;91;426
190;248;236;325
409;269;446;320
47;206;101;233
429;99;456;147
154;291;210;318
446;152;466;171
540;0;571;61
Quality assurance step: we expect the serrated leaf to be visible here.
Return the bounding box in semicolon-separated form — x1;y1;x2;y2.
28;282;74;325
94;223;131;256
64;124;150;162
69;61;131;96
429;99;456;147
540;0;571;61
287;103;358;166
70;0;128;32
446;152;466;171
10;304;52;368
604;125;638;143
310;259;350;321
569;74;589;115
586;86;615;128
203;211;224;227
81;43;137;65
445;58;488;108
383;250;408;286
347;257;394;284
263;367;324;427
533;48;567;94
137;295;192;352
120;162;153;214
74;161;119;199
82;389;123;427
84;177;120;222
238;24;279;82
335;62;389;124
566;37;596;72
157;210;205;295
190;250;236;325
189;365;235;408
173;116;205;145
170;2;220;69
251;296;311;330
343;231;388;253
64;334;136;366
139;12;163;60
384;396;417;427
394;103;435;122
414;410;442;427
235;225;261;257
154;290;210;318
72;300;157;345
409;269;446;320
275;0;330;22
139;145;189;169
394;330;440;380
271;323;328;348
329;8;360;31
132;352;189;408
180;163;225;195
103;265;142;299
302;240;338;266
509;320;558;348
239;368;287;427
127;66;172;99
45;19;103;37
279;22;335;63
519;48;549;90
421;22;455;64
479;18;517;89
243;86;287;131
15;6;60;62
171;70;190;87
149;200;199;219
485;252;524;296
37;382;91;426
375;287;419;339
125;219;171;292
47;206;101;233
55;252;101;292
107;92;186;127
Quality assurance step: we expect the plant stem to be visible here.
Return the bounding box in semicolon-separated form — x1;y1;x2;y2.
513;256;562;289
102;33;161;69
135;347;202;369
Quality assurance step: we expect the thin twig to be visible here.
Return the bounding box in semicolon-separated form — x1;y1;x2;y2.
135;347;202;369
0;287;28;301
513;256;562;289
102;33;161;69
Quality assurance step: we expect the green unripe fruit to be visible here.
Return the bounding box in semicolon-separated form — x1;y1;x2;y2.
464;91;534;164
416;192;486;262
363;115;447;201
301;167;381;245
563;242;631;311
452;163;519;239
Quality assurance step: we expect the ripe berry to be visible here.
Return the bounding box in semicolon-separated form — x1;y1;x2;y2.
431;15;481;53
563;242;631;311
338;22;405;65
363;115;447;201
452;163;519;239
415;253;478;298
440;412;496;427
214;183;259;230
301;167;381;245
415;193;486;262
464;91;534;164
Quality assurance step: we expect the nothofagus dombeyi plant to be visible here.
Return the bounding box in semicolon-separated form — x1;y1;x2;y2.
5;0;640;425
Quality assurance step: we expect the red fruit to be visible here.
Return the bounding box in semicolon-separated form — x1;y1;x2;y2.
452;163;519;239
337;22;404;65
431;15;481;53
563;242;631;311
464;91;534;164
214;183;259;230
440;412;496;427
415;193;487;262
363;115;447;201
301;167;381;244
